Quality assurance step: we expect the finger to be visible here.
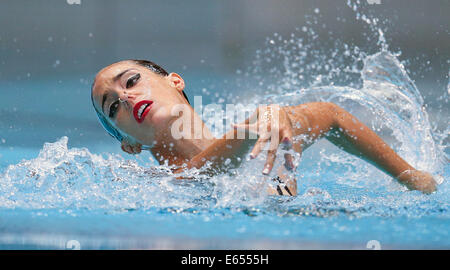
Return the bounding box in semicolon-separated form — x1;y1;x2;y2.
280;123;294;149
263;147;278;175
278;106;294;148
250;135;270;159
280;135;293;150
257;110;271;135
284;153;295;171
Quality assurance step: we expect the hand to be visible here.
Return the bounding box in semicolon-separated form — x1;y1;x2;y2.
120;139;142;155
397;170;437;194
232;105;295;175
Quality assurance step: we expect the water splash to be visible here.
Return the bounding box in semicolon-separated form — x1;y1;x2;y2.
0;136;270;211
0;1;448;220
0;137;210;210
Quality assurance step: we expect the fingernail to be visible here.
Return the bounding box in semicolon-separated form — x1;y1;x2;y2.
282;138;292;150
263;168;270;175
250;153;255;159
282;137;292;145
285;162;293;171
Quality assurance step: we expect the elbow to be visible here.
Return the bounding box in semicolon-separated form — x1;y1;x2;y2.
321;102;344;128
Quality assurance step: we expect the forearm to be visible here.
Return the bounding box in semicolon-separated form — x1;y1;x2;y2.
285;102;413;176
330;104;414;178
283;103;333;152
285;102;436;193
329;104;436;193
187;129;254;171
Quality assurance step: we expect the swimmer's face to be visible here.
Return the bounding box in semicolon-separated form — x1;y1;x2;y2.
91;60;188;145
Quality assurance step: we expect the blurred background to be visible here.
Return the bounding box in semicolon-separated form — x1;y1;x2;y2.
0;0;448;166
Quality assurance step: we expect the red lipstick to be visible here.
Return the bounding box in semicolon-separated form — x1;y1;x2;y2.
133;100;153;123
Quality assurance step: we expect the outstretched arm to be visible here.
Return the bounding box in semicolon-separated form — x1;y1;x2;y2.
284;102;437;194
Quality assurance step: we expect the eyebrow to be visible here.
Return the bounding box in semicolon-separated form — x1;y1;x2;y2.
113;68;132;82
101;69;133;114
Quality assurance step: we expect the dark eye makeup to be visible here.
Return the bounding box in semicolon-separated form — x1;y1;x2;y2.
109;100;119;118
126;73;140;88
108;73;141;118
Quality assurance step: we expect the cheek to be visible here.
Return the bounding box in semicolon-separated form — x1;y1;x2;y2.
116;110;131;126
105;106;153;144
139;84;152;99
114;112;136;136
150;106;171;126
119;121;156;144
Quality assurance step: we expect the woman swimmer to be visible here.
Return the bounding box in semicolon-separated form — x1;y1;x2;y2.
90;59;437;195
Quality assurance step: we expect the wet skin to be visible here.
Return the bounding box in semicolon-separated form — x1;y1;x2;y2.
92;61;437;195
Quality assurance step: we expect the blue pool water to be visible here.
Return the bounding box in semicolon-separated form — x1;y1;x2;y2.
0;5;449;249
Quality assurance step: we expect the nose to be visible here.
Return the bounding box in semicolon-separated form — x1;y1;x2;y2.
119;91;136;110
119;91;129;102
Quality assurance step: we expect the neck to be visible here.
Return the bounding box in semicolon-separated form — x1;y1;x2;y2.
151;106;215;166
